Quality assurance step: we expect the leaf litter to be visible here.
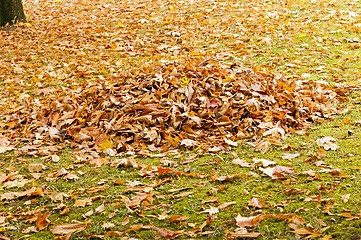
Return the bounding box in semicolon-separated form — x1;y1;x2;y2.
0;0;359;239
3;59;346;155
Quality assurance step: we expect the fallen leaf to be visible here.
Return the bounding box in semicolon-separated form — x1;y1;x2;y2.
203;206;219;215
316;136;339;150
248;197;264;208
0;146;14;154
95;203;105;214
102;222;115;229
260;166;294;179
122;217;129;226
74;199;92;207
26;164;46;172
291;228;313;235
171;191;194;199
232;158;252;167
253;158;276;167
36;212;51;230
235;214;260;228
281;153;300;160
229;227;262;238
340;194;351;203
218;201;236;209
180;139;199;148
50;222;87;235
201;197;219;204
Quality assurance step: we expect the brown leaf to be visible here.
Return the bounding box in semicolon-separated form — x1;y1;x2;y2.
229;228;262;238
50;222;87;235
316;136;339;150
260;166;294;179
36;212;51;231
0;235;11;240
201;197;219;204
281;153;300;160
26;164;46;172
284;188;304;195
218;201;236;209
74;199;92;207
235;214;260;228
0;146;14;154
169;216;189;223
253;158;276;167
95;203;105;214
291;228;313;235
248;197;264;208
203;206;219;215
122;217;129;226
232;158;252;167
171;191;194;199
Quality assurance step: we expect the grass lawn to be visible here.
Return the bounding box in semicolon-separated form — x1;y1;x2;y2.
1;0;361;239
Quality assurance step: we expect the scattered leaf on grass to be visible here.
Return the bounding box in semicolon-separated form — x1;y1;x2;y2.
235;214;260;228
281;153;300;160
260;166;294;179
50;222;87;235
316;136;339;150
202;197;219;204
203;206;219;215
232;158;252;167
36;212;51;231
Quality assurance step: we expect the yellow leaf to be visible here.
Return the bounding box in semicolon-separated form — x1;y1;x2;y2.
181;76;190;85
117;22;126;28
291;228;313;235
99;139;114;150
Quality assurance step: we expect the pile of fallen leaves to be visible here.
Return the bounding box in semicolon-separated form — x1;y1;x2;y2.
2;58;347;154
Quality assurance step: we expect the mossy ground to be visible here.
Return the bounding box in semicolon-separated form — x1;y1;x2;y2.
1;0;361;239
